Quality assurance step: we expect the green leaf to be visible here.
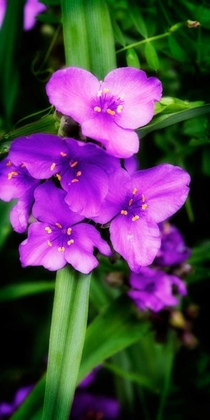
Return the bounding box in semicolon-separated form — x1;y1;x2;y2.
138;104;210;138
84;0;117;78
126;48;141;68
168;36;187;61
111;16;126;47
144;42;159;71
61;0;116;78
128;1;148;38
77;295;150;383
42;267;91;420
0;114;57;154
0;282;55;301
0;201;13;251
0;0;26;127
10;294;150;420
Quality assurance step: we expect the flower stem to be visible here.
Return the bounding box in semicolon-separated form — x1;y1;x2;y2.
42;266;91;420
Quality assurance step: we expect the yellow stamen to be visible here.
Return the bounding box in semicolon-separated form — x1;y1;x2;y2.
133;188;137;195
141;204;147;210
45;227;52;233
8;171;18;180
94;106;101;112
128;198;133;206
104;88;109;93
60;151;67;157
72;178;79;183
21;164;25;168
97;89;102;97
117;105;123;113
107;109;115;116
6;161;12;166
58;247;65;252
55;174;61;181
47;240;52;247
67;239;74;245
141;194;145;202
70;161;78;168
50;163;56;170
120;94;124;100
76;171;82;177
121;210;128;215
67;228;72;235
132;215;139;221
55;223;62;228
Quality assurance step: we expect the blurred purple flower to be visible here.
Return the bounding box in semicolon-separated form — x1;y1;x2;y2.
0;386;32;419
128;266;187;312
155;221;191;266
9;133;120;218
0;158;39;233
19;181;111;273
94;164;190;272
46;66;162;158
71;393;120;420
0;0;46;30
71;367;120;419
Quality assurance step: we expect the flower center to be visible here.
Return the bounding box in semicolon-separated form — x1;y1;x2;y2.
120;188;148;221
45;222;74;251
93;86;124;117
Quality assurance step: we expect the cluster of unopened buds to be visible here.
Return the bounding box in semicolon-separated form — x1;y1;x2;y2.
0;66;191;312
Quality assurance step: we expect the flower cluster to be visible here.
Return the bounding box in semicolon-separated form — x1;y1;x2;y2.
127;221;190;312
0;66;190;299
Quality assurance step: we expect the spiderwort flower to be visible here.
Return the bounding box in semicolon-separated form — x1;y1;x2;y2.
9;133;120;218
46;67;162;158
0;385;33;419
94;164;190;272
0;0;46;30
128;266;187;312
0;158;39;233
155;221;191;266
19;181;111;273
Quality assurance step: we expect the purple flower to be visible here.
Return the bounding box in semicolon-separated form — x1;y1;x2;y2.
19;181;111;273
155;221;191;266
9;133;120;218
0;158;39;233
0;0;46;30
46;67;162;158
0;385;32;419
71;393;120;420
94;164;190;272
128;266;187;312
71;367;120;419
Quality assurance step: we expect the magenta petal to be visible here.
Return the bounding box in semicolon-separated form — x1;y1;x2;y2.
19;223;66;271
110;215;161;271
103;67;162;128
46;67;100;122
82;116;139;158
132;164;190;223
9;134;69;179
62;163;108;218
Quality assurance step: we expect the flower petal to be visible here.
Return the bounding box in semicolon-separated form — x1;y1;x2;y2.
82;116;139;158
63;163;108;218
19;223;67;271
9;134;69;179
110;214;161;271
132;164;190;223
46;67;100;122
103;67;162;128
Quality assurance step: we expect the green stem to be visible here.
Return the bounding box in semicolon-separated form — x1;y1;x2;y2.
117;32;171;53
42;266;91;420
